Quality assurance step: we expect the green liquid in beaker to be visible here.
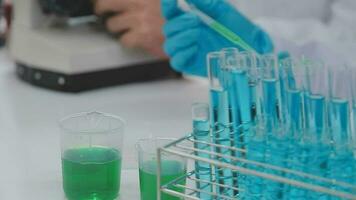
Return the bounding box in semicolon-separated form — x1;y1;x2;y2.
139;160;186;200
62;147;122;200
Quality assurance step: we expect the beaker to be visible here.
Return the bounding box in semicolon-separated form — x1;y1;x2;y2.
59;111;125;200
136;138;186;200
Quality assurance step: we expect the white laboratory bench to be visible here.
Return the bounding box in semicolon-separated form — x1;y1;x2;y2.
0;50;209;199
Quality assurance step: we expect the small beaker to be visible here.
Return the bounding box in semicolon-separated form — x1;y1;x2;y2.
136;138;186;200
59;111;125;200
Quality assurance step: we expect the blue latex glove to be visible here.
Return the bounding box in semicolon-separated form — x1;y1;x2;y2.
161;0;274;77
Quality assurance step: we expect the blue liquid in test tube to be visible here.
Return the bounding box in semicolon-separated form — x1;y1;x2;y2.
286;90;303;133
303;60;332;199
192;103;213;199
208;52;235;197
256;55;284;131
261;55;292;200
304;93;330;198
221;48;241;132
328;67;355;196
221;48;244;197
227;52;255;198
304;94;327;137
279;58;308;200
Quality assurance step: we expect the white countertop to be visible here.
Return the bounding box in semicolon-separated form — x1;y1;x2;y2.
0;50;209;199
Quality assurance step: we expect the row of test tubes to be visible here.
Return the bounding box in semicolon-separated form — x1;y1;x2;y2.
191;48;356;199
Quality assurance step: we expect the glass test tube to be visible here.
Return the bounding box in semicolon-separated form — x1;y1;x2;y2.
222;49;257;197
256;54;284;133
192;103;213;199
280;58;310;200
327;66;355;194
227;52;256;154
304;59;329;143
303;59;332;199
207;51;234;197
221;47;241;131
328;66;353;150
352;67;356;148
280;58;306;135
256;54;287;200
351;66;356;188
232;52;254;127
277;51;292;125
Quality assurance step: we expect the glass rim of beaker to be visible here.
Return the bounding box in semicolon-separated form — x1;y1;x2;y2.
135;137;177;153
59;111;126;135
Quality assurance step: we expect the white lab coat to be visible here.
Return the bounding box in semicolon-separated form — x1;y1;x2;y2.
228;0;356;67
230;0;333;22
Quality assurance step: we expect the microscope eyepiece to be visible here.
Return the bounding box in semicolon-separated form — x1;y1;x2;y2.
38;0;94;17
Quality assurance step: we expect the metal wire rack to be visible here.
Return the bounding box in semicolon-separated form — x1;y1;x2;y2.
157;134;356;200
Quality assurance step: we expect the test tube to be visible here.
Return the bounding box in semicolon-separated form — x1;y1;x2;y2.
303;59;329;143
246;52;259;124
280;58;306;135
221;47;241;131
350;65;356;149
303;59;332;199
228;51;256;159
207;51;234;197
231;51;255;127
222;49;259;196
278;51;292;123
256;54;287;200
351;67;356;188
327;65;355;194
255;54;284;132
192;103;213;199
280;58;309;199
328;65;353;150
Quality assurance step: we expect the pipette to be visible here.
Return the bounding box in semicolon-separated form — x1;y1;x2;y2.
181;2;257;53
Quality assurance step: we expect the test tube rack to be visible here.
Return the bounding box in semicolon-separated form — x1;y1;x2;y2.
157;134;356;200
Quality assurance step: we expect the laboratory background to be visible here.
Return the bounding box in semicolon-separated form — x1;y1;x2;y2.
0;0;355;199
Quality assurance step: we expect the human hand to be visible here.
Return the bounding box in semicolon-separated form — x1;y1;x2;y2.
161;0;274;77
95;0;167;58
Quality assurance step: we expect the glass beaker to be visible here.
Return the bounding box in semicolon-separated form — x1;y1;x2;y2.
59;111;125;200
136;138;186;200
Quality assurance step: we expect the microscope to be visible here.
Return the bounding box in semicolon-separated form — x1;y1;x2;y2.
10;0;179;92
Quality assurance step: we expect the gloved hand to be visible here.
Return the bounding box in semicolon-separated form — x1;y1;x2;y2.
161;0;274;77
